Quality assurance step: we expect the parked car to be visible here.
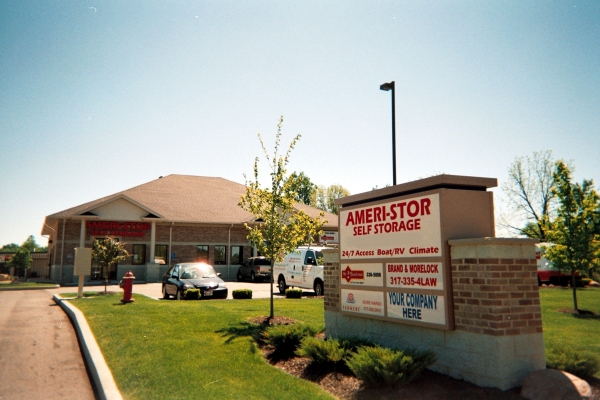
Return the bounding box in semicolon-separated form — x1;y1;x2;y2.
237;257;272;282
162;263;228;300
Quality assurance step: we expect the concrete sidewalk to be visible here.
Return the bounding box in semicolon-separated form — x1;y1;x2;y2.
53;294;122;400
0;290;96;400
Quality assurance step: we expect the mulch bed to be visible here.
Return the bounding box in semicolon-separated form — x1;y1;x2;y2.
558;308;597;316
249;316;297;325
251;316;600;399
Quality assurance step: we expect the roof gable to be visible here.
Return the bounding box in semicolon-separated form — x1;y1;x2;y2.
83;196;162;220
43;174;338;228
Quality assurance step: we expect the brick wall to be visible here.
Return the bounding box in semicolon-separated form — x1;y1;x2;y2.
323;249;340;312
451;252;542;336
49;220;253;282
155;225;249;243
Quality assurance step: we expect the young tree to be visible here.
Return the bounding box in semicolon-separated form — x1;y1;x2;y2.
6;247;32;278
92;236;130;293
500;150;558;240
314;184;350;215
239;117;325;318
545;161;600;311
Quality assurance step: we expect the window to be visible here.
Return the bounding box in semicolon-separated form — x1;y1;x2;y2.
132;244;146;265
256;258;271;266
197;245;209;262
155;245;168;265
231;246;243;265
305;250;317;265
214;245;226;265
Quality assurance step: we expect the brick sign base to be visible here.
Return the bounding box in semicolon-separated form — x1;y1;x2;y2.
323;238;546;390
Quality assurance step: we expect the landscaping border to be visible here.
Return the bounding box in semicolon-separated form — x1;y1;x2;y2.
53;294;123;400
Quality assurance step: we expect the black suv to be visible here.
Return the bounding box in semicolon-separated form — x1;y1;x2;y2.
236;257;272;282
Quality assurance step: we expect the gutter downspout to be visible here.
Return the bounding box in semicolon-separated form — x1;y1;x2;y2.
78;219;86;297
169;222;173;268
42;234;51;279
150;222;156;264
228;224;232;280
60;219;66;283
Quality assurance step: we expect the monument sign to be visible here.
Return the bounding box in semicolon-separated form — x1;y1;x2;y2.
337;175;496;330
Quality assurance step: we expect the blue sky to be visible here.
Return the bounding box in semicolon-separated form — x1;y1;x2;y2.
1;1;598;246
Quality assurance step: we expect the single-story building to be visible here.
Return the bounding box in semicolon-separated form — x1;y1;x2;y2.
41;174;338;284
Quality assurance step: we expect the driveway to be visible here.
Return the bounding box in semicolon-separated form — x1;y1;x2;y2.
0;290;95;400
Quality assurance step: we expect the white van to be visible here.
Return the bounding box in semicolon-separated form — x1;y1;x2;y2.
274;246;328;296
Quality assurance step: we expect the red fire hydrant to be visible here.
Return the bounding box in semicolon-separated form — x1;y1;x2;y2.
120;271;135;303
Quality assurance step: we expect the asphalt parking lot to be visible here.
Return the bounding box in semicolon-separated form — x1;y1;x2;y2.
48;280;286;300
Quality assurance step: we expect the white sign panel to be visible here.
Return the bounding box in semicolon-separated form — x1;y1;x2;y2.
74;247;92;276
341;289;385;317
387;292;446;325
386;262;444;290
339;194;442;260
320;230;339;244
340;263;383;286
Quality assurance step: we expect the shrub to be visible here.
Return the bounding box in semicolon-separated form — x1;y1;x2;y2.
296;336;375;365
346;346;436;387
285;289;303;298
296;337;349;365
338;337;375;353
232;289;253;299
183;288;201;300
262;324;317;356
546;346;600;378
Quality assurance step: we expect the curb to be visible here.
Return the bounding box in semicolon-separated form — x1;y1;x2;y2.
0;285;60;291
53;294;123;400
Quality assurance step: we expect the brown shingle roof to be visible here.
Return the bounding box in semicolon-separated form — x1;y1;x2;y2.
44;174;338;228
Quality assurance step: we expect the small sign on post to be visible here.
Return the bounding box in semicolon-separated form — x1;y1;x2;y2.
74;247;92;298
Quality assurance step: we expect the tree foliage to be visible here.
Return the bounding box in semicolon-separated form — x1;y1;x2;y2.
500;150;558;240
289;171;316;206
239;116;324;318
545;161;600;310
1;235;47;253
0;243;20;252
6;247;32;272
314;184;350;215
21;235;47;252
92;236;130;292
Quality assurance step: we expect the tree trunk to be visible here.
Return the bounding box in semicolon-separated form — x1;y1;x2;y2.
269;263;274;318
571;272;578;311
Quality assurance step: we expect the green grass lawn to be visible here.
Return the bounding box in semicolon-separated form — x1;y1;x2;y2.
539;287;600;377
0;281;57;289
68;287;600;399
70;295;332;400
